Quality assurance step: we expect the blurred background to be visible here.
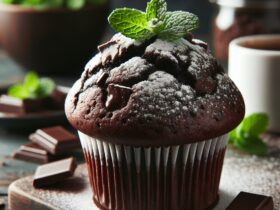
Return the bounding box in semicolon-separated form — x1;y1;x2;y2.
0;0;215;87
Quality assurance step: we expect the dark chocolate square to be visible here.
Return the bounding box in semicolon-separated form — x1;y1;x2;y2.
226;192;274;210
30;126;80;155
13;143;55;164
33;157;77;188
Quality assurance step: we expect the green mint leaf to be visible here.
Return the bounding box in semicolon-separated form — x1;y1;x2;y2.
8;72;55;99
229;128;237;144
21;0;63;9
8;84;29;99
66;0;85;9
108;8;155;41
235;136;268;156
24;71;39;93
1;0;14;4
239;113;269;138
229;113;269;156
159;11;199;41
146;0;167;21
108;0;200;41
37;78;56;98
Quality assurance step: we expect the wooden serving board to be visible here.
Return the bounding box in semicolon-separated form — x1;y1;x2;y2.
8;144;280;210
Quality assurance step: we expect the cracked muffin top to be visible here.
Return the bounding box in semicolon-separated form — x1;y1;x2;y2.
65;33;245;146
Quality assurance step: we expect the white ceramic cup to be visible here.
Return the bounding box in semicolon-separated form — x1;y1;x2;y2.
229;34;280;133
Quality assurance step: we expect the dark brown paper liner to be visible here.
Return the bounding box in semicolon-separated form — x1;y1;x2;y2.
79;132;228;210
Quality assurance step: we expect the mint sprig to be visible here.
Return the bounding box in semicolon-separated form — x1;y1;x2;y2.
229;113;269;156
108;0;199;41
8;72;55;100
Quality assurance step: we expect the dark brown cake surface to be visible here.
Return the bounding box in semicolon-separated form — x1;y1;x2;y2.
65;33;245;146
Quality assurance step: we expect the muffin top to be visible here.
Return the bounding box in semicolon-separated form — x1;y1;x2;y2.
65;33;245;146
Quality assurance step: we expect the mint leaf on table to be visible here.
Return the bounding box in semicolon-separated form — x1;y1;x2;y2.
8;72;55;100
238;113;269;138
235;136;268;156
24;71;39;93
108;0;199;41
108;8;155;41
229;113;269;156
37;78;56;97
8;84;29;99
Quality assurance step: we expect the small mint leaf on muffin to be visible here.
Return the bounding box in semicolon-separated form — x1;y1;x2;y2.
108;0;199;41
146;0;167;21
8;71;55;100
159;11;199;41
229;113;269;156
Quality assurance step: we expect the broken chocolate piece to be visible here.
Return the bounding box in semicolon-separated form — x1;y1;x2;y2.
96;72;109;86
29;126;80;155
13;143;55;164
47;88;67;110
184;32;194;42
226;192;274;210
0;95;47;114
33;157;77;188
105;84;132;111
0;95;25;114
191;39;208;50
194;77;217;95
98;39;118;53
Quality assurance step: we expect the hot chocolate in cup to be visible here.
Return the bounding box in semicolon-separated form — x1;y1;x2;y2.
229;35;280;133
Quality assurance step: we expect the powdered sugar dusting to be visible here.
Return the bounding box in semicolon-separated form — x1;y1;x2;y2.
216;148;280;210
129;71;195;120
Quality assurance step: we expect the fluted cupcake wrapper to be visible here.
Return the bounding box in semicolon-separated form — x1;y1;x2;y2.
79;132;229;210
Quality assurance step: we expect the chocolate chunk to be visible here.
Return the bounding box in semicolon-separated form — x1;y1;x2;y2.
194;77;217;94
47;88;67;110
97;33;145;66
13;143;55;164
98;39;118;53
0;95;47;114
30;126;80;155
33;157;77;188
191;39;208;50
184;33;194;42
226;192;274;210
0;95;25;114
105;84;132;111
96;72;109;86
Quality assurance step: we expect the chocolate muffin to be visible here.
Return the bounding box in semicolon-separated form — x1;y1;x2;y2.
65;32;244;210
